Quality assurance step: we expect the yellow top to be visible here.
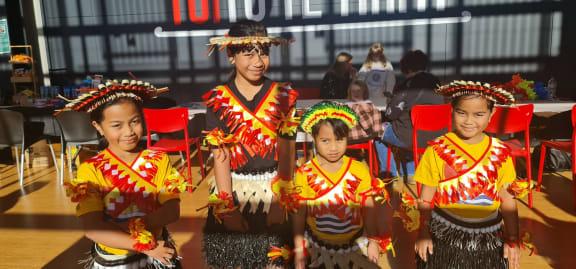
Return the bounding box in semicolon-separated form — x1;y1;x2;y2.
415;132;516;219
294;156;373;244
71;149;184;255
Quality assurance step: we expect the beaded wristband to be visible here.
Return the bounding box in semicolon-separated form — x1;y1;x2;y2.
197;191;238;224
367;233;396;257
128;217;156;252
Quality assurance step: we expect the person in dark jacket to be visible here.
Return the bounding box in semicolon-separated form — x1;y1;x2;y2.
320;52;356;99
375;50;444;183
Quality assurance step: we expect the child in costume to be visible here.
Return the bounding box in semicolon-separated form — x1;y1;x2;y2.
61;80;187;268
202;20;299;268
292;101;392;269
414;81;521;269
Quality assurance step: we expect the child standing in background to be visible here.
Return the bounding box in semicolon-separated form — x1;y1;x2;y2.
414;81;521;269
61;80;186;268
202;20;299;268
292;101;391;269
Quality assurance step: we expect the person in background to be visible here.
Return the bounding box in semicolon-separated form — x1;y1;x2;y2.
375;50;444;183
357;43;395;105
346;80;383;145
320;52;355;99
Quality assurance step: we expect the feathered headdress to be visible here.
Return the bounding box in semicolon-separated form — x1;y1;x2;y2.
206;34;294;56
436;80;515;105
54;79;168;115
300;101;359;134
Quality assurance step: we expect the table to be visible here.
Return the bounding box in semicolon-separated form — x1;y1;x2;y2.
521;100;576;113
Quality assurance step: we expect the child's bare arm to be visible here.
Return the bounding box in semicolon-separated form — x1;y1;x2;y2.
144;199;180;231
364;197;380;263
415;184;437;262
212;148;232;194
277;137;295;176
500;184;521;269
293;206;307;269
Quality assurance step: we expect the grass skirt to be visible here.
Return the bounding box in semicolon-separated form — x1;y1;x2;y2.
416;210;508;269
203;206;291;268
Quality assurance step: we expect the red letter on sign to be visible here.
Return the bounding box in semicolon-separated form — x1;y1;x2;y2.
188;0;209;24
173;0;182;25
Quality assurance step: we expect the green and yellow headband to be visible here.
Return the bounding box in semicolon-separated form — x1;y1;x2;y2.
300;101;358;134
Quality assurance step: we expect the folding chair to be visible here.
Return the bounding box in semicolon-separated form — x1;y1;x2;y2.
55;111;100;185
536;105;576;210
485;104;534;208
0;109;58;186
143;107;204;186
347;140;378;178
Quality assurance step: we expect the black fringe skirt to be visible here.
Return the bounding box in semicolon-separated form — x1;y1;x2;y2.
202;199;292;268
416;209;508;269
82;228;181;269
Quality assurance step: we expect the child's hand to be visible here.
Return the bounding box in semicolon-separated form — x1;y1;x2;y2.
367;240;380;264
223;210;249;232
294;250;306;269
415;230;433;262
503;242;521;269
142;240;175;265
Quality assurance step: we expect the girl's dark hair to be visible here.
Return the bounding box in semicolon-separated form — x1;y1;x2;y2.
227;20;268;55
311;118;350;140
451;95;495;111
347;80;369;100
399;50;428;74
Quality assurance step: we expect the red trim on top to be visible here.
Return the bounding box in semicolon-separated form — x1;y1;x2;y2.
223;85;277;132
299;157;352;201
105;149;156;186
254;82;276;112
443;135;477;162
438;137;493;183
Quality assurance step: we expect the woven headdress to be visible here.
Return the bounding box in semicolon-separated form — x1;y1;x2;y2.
206;34;293;56
54;79;168;115
300;101;359;134
436;80;515;105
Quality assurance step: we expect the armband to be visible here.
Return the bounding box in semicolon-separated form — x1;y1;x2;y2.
128;217;156;252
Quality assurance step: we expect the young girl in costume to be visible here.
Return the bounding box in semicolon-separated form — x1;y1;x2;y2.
414;81;521;269
292;101;392;269
202;20;299;268
61;80;187;268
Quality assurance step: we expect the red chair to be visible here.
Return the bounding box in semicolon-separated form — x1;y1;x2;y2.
537;105;576;209
347;140;378;178
143;107;205;187
384;104;452;195
485;104;534;208
411;104;453;195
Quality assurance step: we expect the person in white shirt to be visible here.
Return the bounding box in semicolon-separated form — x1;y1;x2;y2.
357;43;395;106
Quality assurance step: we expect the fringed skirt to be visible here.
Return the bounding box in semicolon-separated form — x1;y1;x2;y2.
82;228;181;269
202;172;292;268
416;209;508;269
304;226;379;269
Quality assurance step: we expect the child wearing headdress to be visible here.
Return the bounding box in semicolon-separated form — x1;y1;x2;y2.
202;20;299;268
292;101;393;269
61;80;187;268
414;81;521;269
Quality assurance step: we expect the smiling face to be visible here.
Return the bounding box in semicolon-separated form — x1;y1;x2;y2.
313;122;348;164
452;95;493;144
92;100;143;155
229;46;270;85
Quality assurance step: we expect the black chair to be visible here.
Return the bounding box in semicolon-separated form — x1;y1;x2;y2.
55;111;99;185
0;109;58;186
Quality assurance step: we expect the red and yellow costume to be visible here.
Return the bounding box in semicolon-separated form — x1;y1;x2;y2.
415;132;516;268
66;149;186;267
202;80;299;268
294;156;380;268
